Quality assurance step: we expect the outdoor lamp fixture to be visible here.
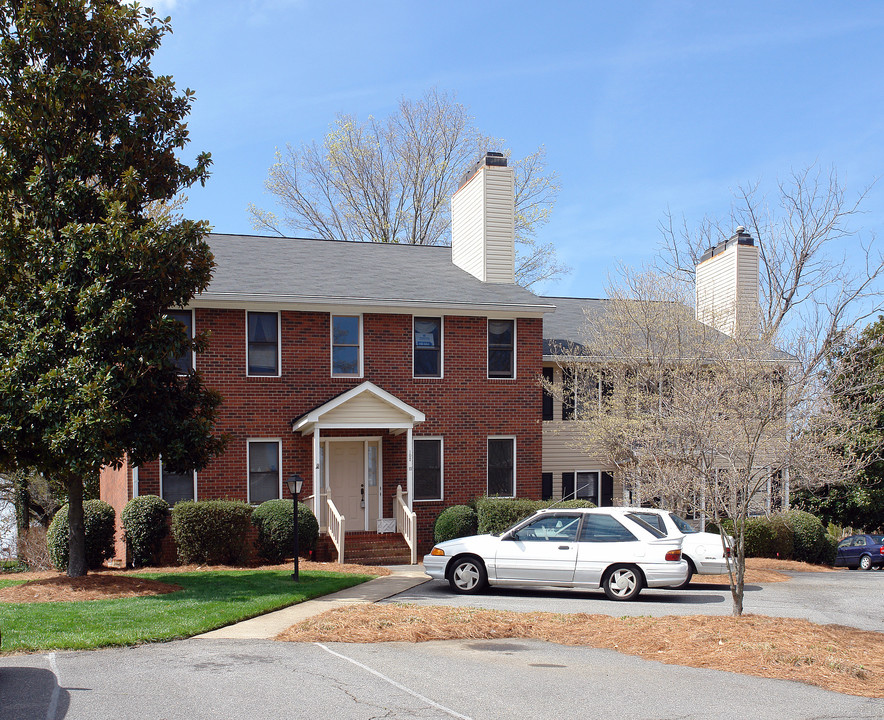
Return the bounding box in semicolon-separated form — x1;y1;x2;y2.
286;474;304;582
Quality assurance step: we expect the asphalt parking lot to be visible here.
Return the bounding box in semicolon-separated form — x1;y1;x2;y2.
388;567;884;632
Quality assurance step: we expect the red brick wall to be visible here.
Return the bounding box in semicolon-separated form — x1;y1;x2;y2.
137;309;543;555
99;461;131;566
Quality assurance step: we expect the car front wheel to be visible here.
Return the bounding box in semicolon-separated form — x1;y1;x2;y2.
860;554;873;571
603;565;644;601
448;556;488;594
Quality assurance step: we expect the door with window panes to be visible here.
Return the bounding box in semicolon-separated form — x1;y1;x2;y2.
494;513;581;582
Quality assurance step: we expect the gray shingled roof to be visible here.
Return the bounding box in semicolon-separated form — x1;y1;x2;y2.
540;296;608;353
198;234;553;314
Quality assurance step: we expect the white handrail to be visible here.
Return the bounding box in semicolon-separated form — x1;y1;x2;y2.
327;498;345;564
395;484;418;565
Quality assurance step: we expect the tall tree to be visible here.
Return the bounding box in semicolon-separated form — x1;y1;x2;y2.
249;89;567;289
0;0;225;577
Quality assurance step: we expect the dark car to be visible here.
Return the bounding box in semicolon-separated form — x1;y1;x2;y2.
835;534;884;571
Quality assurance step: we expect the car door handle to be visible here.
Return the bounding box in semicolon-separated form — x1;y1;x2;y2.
558;545;571;550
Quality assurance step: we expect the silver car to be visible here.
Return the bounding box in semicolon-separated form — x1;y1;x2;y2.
423;507;688;601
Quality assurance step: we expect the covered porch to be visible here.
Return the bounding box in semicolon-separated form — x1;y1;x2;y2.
292;381;425;563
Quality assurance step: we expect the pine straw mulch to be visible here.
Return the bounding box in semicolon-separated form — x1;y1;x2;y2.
0;561;389;604
279;605;883;698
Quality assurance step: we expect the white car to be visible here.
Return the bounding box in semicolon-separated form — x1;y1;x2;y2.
423;507;688;601
626;509;732;588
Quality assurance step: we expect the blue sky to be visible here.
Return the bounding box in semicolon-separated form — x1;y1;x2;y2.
145;1;884;297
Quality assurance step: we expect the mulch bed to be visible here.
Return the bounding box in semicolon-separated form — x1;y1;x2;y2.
279;605;884;698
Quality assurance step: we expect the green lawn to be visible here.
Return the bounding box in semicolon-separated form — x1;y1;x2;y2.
0;569;373;653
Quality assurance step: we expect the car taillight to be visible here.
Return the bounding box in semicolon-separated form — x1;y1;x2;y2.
724;546;731;557
665;550;681;562
879;547;884;555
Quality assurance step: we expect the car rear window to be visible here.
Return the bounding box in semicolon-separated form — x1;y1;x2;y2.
869;535;884;545
624;513;666;539
668;513;699;534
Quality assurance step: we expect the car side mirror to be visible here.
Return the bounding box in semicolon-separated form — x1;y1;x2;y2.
502;530;517;541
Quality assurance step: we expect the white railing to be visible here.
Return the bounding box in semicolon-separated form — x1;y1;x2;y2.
395;484;418;565
327;498;345;564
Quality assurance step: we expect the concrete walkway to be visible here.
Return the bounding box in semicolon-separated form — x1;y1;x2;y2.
195;565;429;640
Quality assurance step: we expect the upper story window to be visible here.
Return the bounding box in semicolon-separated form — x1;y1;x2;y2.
167;309;193;375
562;368;612;420
542;367;554;420
414;317;442;378
247;311;279;377
331;315;362;376
488;319;515;378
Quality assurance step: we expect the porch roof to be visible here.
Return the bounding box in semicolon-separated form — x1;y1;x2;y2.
292;381;425;436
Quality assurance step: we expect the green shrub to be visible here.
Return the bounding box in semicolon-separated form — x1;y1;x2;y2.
121;495;170;567
769;514;794;560
47;499;116;570
705;519;733;537
556;499;597;509
784;509;830;565
476;498;544;535
743;517;776;557
171;500;253;565
250;500;319;563
434;505;478;543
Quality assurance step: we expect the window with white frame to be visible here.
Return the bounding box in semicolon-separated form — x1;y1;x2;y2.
331;315;361;376
413;317;442;378
166;309;194;375
414;438;442;501
248;440;281;503
488;437;515;496
247;311;279;376
160;462;195;505
488;319;515;378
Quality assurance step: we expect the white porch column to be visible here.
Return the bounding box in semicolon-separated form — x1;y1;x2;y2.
406;426;414;511
313;427;321;520
783;467;790;510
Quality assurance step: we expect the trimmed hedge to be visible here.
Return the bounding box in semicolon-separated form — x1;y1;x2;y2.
121;495;170;567
434;505;478;543
743;517;776;558
47;499;116;570
784;509;833;565
475;497;596;535
250;500;319;563
171;500;253;565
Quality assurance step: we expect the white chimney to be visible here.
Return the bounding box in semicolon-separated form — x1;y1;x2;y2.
451;152;516;284
695;227;760;336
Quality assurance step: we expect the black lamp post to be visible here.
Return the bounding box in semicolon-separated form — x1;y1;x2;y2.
286;474;304;582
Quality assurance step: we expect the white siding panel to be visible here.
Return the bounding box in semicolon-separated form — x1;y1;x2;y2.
323;393;412;424
451;175;485;280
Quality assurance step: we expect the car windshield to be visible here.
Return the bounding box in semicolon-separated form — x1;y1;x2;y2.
668;513;699;534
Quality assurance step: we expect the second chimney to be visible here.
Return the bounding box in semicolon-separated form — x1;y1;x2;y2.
451;151;516;284
695;227;760;337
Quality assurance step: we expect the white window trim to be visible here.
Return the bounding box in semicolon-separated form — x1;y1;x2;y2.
159;459;198;503
413;436;444;502
167;308;195;375
574;469;601;502
412;316;444;379
246;438;283;504
487;318;517;380
330;313;364;378
487;435;516;498
246;310;282;378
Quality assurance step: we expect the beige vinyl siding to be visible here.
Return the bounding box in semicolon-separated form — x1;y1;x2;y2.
735;244;760;330
483;167;515;284
451;165;515;284
696;242;760;336
322;393;412;425
451;174;485;280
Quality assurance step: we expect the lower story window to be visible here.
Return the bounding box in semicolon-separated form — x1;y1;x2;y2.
248;440;281;503
414;438;442;501
488;437;515;497
161;465;195;505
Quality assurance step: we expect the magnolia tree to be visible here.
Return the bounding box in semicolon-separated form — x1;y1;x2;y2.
249;89;567;289
546;167;884;615
0;1;226;576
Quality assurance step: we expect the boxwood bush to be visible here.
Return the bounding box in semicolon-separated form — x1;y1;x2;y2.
434;505;478;543
743;517;776;558
47;499;116;570
251;499;319;563
476;498;543;535
171;500;253;565
121;495;170;567
768;514;795;559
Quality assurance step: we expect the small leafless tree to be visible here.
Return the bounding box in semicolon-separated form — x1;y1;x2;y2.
546;167;883;615
249;88;567;289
